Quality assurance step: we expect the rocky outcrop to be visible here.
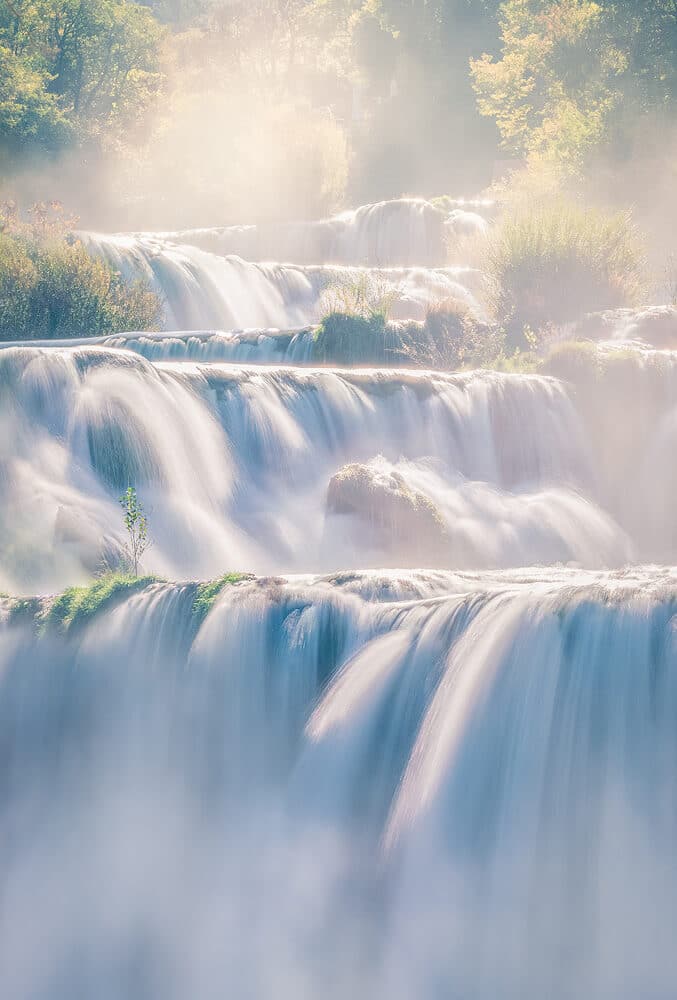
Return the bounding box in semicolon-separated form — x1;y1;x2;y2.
326;462;451;566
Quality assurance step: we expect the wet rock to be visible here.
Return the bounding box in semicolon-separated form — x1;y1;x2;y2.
326;462;451;566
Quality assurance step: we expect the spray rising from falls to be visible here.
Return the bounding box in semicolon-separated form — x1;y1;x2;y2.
1;568;676;998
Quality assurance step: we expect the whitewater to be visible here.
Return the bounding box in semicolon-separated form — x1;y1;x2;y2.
1;198;676;999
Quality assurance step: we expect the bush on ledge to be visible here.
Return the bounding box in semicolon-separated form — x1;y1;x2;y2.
483;200;645;349
0;203;162;340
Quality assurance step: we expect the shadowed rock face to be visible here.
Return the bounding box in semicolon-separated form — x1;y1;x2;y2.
326;462;451;567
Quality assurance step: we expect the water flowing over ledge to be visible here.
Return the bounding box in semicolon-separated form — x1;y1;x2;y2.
0;329;318;364
89;197;490;269
6;338;677;591
1;567;676;998
2;190;677;1000
0;343;629;592
74;198;490;332
80;231;483;331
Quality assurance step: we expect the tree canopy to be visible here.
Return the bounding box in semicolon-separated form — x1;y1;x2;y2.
471;0;677;172
0;0;165;162
1;0;676;215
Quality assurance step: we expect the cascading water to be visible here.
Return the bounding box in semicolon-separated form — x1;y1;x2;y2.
80;230;483;332
2;196;677;1000
132;197;489;267
0;343;639;593
1;569;676;998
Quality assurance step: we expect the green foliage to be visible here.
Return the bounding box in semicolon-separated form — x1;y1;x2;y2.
491;336;651;380
471;0;626;170
192;573;254;625
0;44;73;161
44;572;158;635
119;487;151;576
314;311;391;366
483;198;645;344
415;299;506;369
0;206;161;340
314;299;506;371
0;231;36;335
471;0;677;173
489;348;541;373
315;272;404;364
603;0;677;109
540;338;603;380
2;0;676;217
0;0;165;162
320;271;398;321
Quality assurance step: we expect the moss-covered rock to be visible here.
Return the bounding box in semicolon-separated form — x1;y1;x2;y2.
326;462;451;566
191;573;255;625
43;573;160;636
5;596;42;631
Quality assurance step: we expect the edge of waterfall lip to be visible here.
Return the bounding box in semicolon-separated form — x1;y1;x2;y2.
0;328;314;350
220;564;677;595
0;339;562;383
4;565;677;607
5;329;677;370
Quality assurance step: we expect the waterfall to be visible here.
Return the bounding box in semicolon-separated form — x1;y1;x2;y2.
146;198;487;267
0;569;676;998
3;190;677;1000
0;329;318;364
0;343;636;593
80;231;482;332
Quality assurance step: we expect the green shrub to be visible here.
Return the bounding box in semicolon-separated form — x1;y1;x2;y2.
314;311;393;366
192;573;254;625
483;201;645;348
315;271;409;366
0;211;162;340
314;300;505;371
0;234;36;335
489;350;540;375
540;340;604;383
44;572;159;636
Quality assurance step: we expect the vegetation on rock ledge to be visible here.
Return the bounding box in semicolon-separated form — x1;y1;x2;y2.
482;199;645;348
0;203;162;340
315;299;506;371
44;573;160;636
192;574;255;625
